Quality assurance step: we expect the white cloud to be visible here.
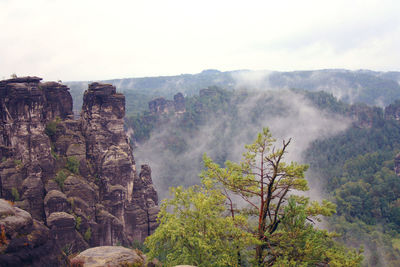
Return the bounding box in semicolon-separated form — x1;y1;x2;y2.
0;0;399;80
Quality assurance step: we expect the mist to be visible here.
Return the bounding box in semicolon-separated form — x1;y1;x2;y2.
230;69;400;107
133;89;351;200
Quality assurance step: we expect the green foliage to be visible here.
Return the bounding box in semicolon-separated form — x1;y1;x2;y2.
75;216;81;230
55;170;68;191
268;198;363;266
50;144;58;159
84;227;91;242
11;187;19;201
125;112;157;143
13;159;22;167
66;156;80;174
145;182;256;267
146;129;362;266
123;91;158;116
131;240;149;254
127;81;399;265
303;96;400;265
45;117;61;137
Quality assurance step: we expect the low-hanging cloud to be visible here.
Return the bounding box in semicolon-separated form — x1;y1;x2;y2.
133;89;351;200
231;69;400;107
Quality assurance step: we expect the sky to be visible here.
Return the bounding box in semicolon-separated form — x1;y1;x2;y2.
0;0;399;81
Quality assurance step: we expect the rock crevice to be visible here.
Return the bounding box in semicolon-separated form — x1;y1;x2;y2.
0;77;159;265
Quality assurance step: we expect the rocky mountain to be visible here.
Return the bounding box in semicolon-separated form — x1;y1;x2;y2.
0;77;158;266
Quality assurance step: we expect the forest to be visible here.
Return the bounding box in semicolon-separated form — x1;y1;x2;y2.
67;69;400;266
122;85;400;266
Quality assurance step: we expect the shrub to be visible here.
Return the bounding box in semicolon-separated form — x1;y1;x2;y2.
45;117;61;137
66;157;80;174
45;121;58;137
75;216;81;230
84;227;91;242
50;144;58;159
55;170;68;190
11;187;19;201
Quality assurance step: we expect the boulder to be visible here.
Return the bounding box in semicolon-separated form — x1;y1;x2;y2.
44;190;69;217
72;246;146;267
47;212;88;253
0;199;68;267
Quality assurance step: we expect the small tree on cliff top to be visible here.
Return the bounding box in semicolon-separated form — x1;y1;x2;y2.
146;128;363;266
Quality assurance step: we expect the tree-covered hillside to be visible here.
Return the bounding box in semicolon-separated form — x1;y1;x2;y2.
65;69;400;115
65;69;400;266
128;86;400;266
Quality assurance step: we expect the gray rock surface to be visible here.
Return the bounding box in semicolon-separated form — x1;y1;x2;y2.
72;246;146;267
0;199;68;266
0;77;160;265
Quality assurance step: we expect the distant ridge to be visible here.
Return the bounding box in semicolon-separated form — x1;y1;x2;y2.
65;69;400;114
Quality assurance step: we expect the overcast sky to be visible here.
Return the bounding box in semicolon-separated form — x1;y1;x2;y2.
1;0;399;81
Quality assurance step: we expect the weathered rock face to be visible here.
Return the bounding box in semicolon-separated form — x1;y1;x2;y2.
347;104;383;129
0;199;68;267
126;165;159;241
80;82;159;244
149;92;185;115
385;100;400;121
0;77;159;265
149;97;174;114
173;92;185;113
72;246;147;267
0;77;73;221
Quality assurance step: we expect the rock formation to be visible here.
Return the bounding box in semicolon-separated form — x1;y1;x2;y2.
0;77;159;266
173;92;185;113
348;104;382;129
385;100;400;121
149;92;185;115
0;199;68;266
71;246;148;267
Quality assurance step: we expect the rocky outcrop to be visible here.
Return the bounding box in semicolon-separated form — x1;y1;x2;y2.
149;97;174;114
80;82;159;244
385;100;400;121
149;92;185;115
0;199;68;267
126;165;159;241
72;246;147;267
46;211;88;253
199;88;218;97
0;77;74;221
173;92;185;113
348;104;383;129
0;77;159;265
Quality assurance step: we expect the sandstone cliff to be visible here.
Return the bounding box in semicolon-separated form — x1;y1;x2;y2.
148;92;186;115
0;77;159;266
